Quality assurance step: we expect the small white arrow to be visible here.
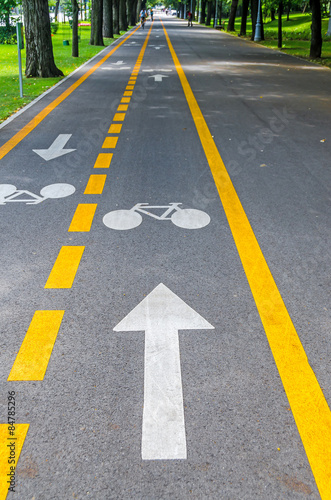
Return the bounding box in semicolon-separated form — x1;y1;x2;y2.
114;283;214;460
149;74;169;82
112;60;124;65
33;134;76;161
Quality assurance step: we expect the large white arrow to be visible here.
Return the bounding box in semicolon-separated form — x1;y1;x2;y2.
149;74;169;82
114;283;214;460
33;134;76;161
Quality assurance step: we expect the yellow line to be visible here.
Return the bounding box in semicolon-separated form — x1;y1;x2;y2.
94;153;113;168
45;246;84;289
0;424;29;500
0;26;140;162
108;124;122;134
68;203;97;232
123;91;133;97
161;21;331;500
117;104;128;111
102;137;118;149
113;113;126;122
8;310;64;381
121;97;131;104
84;174;107;194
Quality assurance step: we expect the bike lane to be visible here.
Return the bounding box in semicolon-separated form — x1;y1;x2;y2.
0;15;330;500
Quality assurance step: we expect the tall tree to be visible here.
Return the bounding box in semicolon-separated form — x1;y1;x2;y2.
310;0;322;57
200;0;206;22
103;0;113;37
22;0;63;77
278;0;283;48
113;0;120;34
71;0;79;57
90;0;104;45
119;0;128;30
240;0;249;35
227;0;238;30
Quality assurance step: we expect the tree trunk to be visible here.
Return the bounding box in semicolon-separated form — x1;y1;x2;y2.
128;0;137;25
205;0;213;25
192;0;197;20
103;0;113;37
278;0;283;48
287;1;291;20
71;0;79;57
270;8;275;21
200;0;206;23
22;0;63;77
54;0;60;21
90;0;104;45
240;0;248;35
119;0;128;30
227;0;238;30
113;0;120;34
310;0;322;57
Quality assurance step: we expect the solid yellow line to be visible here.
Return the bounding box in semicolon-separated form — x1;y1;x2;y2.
0;26;140;162
161;21;331;499
45;246;84;289
68;203;97;232
94;153;113;168
8;310;64;381
84;174;107;194
0;424;29;500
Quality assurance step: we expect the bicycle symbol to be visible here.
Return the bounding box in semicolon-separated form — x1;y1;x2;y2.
103;203;211;230
0;183;75;205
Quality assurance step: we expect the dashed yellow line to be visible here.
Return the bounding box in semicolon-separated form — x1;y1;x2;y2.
68;203;97;232
161;20;331;500
93;153;113;169
113;113;126;122
108;124;122;134
8;311;64;381
84;174;107;194
45;246;84;289
0;424;29;500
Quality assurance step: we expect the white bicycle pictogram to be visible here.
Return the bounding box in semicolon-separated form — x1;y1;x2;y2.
103;203;211;230
0;183;75;205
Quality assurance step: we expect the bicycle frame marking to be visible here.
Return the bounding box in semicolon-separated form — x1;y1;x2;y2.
1;190;44;205
131;203;183;220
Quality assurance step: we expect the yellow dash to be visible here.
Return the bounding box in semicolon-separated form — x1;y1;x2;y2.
84;174;107;194
94;153;113;168
117;105;128;112
121;97;131;104
123;91;133;97
113;113;125;122
45;246;84;289
8;311;64;381
128;80;135;85
102;137;118;148
126;85;134;90
0;424;29;498
68;204;97;232
108;124;122;134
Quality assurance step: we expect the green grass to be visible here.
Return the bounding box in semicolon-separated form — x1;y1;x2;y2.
231;13;331;68
0;23;134;123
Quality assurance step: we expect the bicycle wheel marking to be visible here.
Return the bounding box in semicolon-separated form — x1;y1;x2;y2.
8;311;64;381
161;20;331;499
0;183;75;205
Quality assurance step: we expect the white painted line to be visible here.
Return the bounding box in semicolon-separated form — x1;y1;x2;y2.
114;283;214;460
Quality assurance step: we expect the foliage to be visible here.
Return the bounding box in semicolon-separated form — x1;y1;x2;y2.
50;21;59;34
0;25;16;43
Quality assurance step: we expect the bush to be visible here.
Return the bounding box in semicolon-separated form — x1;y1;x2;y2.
0;26;16;44
50;22;59;34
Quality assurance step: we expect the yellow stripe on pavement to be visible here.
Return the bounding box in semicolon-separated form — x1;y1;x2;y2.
113;113;126;121
68;203;97;232
0;26;140;162
108;124;122;134
8;310;64;381
0;424;29;500
161;21;331;500
102;137;118;149
94;153;113;169
84;174;107;194
45;246;84;289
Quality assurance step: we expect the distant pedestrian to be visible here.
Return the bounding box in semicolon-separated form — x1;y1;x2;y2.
150;8;154;21
187;11;193;27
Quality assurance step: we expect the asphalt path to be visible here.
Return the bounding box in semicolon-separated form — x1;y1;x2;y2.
0;15;330;499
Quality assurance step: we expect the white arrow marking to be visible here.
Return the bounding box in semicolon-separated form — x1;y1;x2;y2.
149;74;169;82
114;283;214;460
33;134;76;161
112;60;124;65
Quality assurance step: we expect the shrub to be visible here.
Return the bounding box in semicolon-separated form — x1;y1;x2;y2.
0;26;16;44
50;22;59;34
